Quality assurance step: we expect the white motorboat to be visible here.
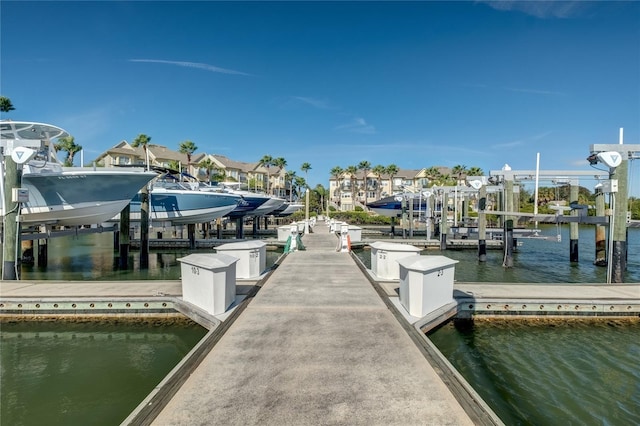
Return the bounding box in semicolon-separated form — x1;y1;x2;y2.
123;178;242;225
0;121;157;227
201;182;285;218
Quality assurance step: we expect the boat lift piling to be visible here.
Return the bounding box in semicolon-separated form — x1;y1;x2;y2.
476;183;488;262
589;133;639;283
119;205;130;269
569;181;580;262
140;185;150;268
594;186;606;266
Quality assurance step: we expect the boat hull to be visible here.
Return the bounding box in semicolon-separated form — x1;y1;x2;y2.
125;189;241;225
17;169;157;226
367;195;430;218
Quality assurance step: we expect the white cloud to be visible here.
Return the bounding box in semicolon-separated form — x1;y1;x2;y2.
336;117;376;134
504;87;566;96
129;59;250;76
290;96;332;109
478;0;588;19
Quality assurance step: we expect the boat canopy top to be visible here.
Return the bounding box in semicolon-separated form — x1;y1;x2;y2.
0;120;69;141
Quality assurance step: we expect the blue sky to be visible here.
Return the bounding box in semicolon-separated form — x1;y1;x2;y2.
2;1;639;195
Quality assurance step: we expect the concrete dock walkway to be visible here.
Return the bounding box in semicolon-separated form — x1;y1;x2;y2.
151;230;474;425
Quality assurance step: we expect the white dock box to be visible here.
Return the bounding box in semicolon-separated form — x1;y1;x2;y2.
178;253;238;315
215;240;267;279
370;241;421;280
348;225;362;243
277;225;290;242
397;255;458;318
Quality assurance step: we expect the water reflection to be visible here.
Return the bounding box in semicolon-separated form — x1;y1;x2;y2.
21;232;283;281
0;320;207;426
429;319;640;425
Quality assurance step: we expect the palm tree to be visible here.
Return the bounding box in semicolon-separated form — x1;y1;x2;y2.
0;96;15;113
53;136;82;166
314;184;329;215
258;155;274;194
131;134;151;168
167;159;181;171
294;176;307;199
385;164;399;193
285;170;297;201
345;165;359;210
300;162;311;178
198;157;221;183
451;164;468;185
179;140;198;174
372;164;386;199
357;160;371;203
467;166;484;177
425;166;441;187
272;157;287;197
330;166;344;206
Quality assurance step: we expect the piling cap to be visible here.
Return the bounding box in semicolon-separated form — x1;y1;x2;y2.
370;241;422;252
216;240;267;251
397;255;458;271
178;253;239;269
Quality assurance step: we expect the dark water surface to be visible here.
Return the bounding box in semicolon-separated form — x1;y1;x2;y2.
5;226;639;424
429;319;640;425
20;232;284;281
0;319;207;426
355;225;640;283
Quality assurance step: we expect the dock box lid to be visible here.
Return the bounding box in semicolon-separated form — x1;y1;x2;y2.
216;240;267;251
397;255;458;271
369;241;422;252
178;253;239;269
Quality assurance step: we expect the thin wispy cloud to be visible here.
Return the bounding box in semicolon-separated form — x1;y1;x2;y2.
492;140;525;149
505;87;566;96
491;131;552;149
478;0;588;19
336;117;376;135
129;59;250;76
290;96;332;109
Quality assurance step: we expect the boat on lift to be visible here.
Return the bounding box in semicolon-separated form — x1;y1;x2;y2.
0;120;157;227
201;182;285;219
124;176;242;225
271;201;304;217
366;192;432;218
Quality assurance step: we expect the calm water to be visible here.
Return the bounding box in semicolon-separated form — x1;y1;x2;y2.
429;319;640;425
6;226;640;424
0;319;207;426
20;232;284;281
355;225;640;283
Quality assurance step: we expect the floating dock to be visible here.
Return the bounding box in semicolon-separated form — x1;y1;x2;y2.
1;221;638;425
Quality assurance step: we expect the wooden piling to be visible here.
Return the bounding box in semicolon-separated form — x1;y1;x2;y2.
611;159;628;282
440;192;448;250
478;185;487;262
503;219;514;268
188;224;196;249
119;204;130;269
140;186;150;269
2;156;21;280
569;183;579;262
594;187;606;266
235;217;244;239
37;239;48;267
